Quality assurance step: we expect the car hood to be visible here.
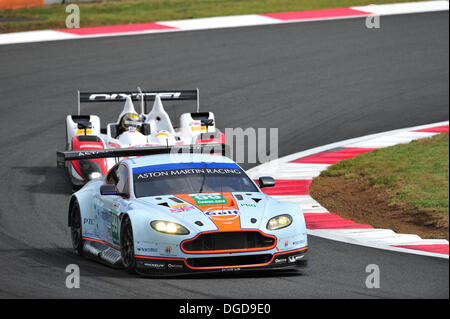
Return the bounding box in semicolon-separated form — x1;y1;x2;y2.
135;192;277;232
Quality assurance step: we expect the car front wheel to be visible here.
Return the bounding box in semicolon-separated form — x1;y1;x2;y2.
70;201;84;256
120;216;136;274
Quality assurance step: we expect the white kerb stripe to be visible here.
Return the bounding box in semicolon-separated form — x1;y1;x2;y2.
159;15;279;31
352;1;449;16
0;30;78;45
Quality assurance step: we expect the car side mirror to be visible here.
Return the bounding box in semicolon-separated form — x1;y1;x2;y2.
258;176;275;188
100;184;120;196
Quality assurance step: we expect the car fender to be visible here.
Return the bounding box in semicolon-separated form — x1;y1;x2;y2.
68;181;101;229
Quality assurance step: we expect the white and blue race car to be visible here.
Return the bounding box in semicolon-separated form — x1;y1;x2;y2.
57;144;308;276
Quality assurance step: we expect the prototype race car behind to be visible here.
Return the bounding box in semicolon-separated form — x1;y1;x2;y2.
64;89;224;186
57;145;308;276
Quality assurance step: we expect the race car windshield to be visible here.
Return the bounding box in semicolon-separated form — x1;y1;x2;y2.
133;162;259;198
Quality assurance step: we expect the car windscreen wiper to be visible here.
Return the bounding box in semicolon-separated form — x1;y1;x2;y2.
198;163;208;193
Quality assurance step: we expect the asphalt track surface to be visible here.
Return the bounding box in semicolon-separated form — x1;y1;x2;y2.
0;11;448;298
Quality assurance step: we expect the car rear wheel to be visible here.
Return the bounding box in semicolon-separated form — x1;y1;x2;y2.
120;217;136;274
70;201;84;256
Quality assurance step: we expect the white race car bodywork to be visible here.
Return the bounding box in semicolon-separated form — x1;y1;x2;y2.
65;92;222;186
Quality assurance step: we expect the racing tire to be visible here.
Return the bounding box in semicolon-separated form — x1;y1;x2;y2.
70;201;84;256
120;217;137;274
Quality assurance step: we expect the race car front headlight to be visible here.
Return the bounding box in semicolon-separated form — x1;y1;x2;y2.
267;214;292;230
150;220;190;235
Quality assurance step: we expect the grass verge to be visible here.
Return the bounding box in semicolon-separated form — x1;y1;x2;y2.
0;0;428;33
310;133;449;240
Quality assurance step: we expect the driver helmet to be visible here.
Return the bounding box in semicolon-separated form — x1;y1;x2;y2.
121;113;142;132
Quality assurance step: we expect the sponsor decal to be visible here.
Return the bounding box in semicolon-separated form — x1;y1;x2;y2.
288;255;304;263
136;247;158;253
240;203;257;208
108;211;120;245
222;268;241;272
112;201;120;211
170;203;196;213
204;168;241;175
88;92;182;101
83;218;95;225
134;164;242;181
274;258;287;264
191;193;227;205
143;262;165;269
77;150;101;156
167;263;183;270
204;206;240;221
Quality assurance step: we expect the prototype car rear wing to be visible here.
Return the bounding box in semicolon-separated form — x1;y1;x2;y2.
77;89;199;114
57;143;228;168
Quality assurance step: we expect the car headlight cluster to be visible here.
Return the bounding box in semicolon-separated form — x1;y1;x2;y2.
150;220;190;235
267;214;292;230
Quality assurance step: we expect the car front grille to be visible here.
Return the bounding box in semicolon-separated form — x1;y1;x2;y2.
182;231;276;253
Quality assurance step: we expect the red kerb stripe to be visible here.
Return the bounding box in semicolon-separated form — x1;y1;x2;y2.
394;244;449;255
290;147;377;164
57;23;176;36
412;125;449;133
304;213;373;230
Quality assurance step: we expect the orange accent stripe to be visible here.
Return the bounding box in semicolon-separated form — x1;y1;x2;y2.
175;193;242;231
186;247;308;270
83;236;120;251
0;0;43;10
135;247;308;270
135;255;185;261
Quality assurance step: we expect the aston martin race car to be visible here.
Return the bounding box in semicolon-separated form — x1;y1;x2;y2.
64;89;224;186
57;145;308;276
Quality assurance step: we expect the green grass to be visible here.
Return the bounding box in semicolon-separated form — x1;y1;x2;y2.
0;0;429;33
321;133;449;214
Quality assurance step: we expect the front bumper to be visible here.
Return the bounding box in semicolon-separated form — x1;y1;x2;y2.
134;247;308;276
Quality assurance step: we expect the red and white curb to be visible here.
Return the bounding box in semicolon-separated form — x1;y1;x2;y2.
0;0;448;45
247;122;449;259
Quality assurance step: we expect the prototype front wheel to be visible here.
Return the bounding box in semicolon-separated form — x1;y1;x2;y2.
120;217;137;274
70;201;84;256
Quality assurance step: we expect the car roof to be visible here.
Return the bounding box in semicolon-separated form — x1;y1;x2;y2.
124;153;236;170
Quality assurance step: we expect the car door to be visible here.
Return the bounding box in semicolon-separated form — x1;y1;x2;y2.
99;164;130;247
